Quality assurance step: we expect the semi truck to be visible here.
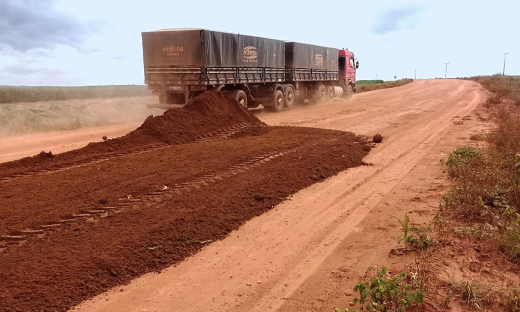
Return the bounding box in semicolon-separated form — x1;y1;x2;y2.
142;28;359;111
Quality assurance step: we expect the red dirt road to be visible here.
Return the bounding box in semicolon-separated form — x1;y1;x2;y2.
68;79;486;312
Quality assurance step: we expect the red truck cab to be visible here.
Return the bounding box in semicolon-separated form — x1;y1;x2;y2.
339;49;358;93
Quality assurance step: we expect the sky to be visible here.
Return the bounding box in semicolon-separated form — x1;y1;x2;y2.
0;0;518;86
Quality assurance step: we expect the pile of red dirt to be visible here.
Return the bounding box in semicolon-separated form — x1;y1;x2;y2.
0;91;263;179
130;91;261;144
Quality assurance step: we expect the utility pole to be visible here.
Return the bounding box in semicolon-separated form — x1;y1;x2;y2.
503;53;510;76
415;70;416;80
444;63;449;79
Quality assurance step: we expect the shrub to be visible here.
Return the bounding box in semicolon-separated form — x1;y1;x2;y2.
446;146;482;178
446;146;481;168
352;266;424;311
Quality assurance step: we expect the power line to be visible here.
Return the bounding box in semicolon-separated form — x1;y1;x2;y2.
503;53;510;76
444;63;449;79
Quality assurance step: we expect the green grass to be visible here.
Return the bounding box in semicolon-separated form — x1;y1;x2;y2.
356;80;385;85
0;85;150;104
357;79;414;93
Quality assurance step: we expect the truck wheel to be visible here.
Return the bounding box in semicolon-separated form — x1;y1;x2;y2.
312;84;326;103
232;90;248;108
284;87;295;108
326;86;335;99
344;84;353;100
270;90;285;112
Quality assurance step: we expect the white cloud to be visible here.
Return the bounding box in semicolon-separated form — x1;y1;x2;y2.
371;4;428;35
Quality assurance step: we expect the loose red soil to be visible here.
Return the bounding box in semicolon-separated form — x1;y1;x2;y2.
0;91;371;312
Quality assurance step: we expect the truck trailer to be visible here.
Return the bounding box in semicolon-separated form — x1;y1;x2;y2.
142;28;358;111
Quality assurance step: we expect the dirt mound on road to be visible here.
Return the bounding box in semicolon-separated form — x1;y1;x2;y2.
133;91;261;144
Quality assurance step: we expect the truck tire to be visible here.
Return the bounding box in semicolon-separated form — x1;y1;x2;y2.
344;84;353;100
326;86;334;99
270;89;285;112
312;84;326;104
284;87;295;108
232;90;248;108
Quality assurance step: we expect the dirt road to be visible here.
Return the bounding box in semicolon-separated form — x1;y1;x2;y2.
0;80;487;312
59;79;485;312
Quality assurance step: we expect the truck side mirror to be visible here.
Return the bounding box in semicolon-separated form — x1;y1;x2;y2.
356;61;359;69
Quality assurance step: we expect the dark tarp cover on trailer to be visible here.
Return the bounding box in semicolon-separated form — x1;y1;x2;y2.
142;28;285;68
285;42;338;71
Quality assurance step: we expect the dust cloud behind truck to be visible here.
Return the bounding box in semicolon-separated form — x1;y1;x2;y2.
142;28;358;112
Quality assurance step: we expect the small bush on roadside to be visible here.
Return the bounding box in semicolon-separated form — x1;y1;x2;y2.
351;266;424;312
446;146;481;169
446;146;482;178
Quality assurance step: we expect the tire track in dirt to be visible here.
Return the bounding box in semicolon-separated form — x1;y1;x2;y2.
0;146;288;254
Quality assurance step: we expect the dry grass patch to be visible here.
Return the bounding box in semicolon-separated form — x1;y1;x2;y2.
0;96;160;137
